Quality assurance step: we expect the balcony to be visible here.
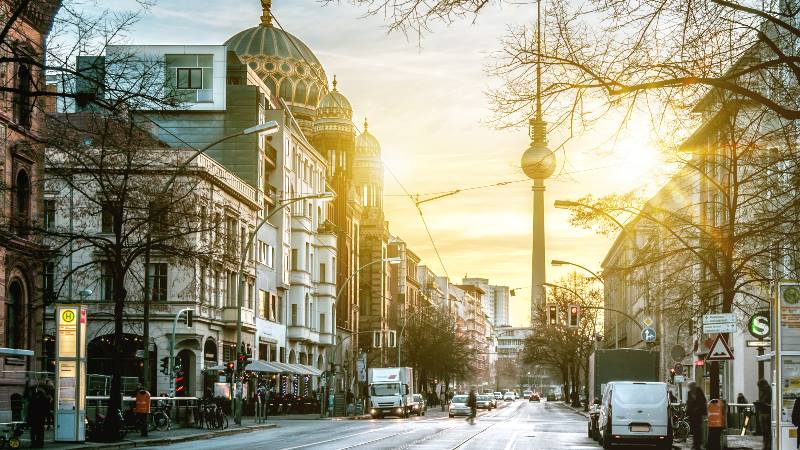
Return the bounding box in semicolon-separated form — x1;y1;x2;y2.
264;143;277;169
287;325;320;343
223;307;255;330
319;332;334;346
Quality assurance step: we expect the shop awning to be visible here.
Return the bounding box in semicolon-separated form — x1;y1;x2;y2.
245;360;284;373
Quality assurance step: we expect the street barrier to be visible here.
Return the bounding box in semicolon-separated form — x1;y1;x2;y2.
86;396;199;425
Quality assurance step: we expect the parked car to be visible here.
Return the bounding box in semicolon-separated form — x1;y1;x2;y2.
449;395;471;418
476;394;494;410
411;393;427;416
503;392;515;401
529;394;540;402
598;381;672;450
523;390;533;399
493;392;503;401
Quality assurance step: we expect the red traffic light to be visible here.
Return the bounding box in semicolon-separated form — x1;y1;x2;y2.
226;361;234;370
670;368;676;374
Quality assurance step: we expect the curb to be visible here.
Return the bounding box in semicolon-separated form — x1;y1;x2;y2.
56;423;277;450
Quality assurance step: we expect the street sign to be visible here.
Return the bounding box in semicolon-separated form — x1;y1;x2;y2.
643;317;653;327
670;345;686;362
703;313;736;325
703;323;737;334
673;363;685;375
706;334;734;361
746;340;771;348
641;327;656;342
674;375;686;383
747;311;770;340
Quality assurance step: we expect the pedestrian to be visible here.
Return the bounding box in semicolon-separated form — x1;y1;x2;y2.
134;383;151;437
42;379;55;430
686;381;707;450
755;379;772;450
27;387;48;448
466;388;477;425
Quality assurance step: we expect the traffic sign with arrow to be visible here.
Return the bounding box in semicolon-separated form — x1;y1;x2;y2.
641;327;656;343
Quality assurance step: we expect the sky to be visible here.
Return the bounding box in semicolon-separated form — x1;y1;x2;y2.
97;0;675;326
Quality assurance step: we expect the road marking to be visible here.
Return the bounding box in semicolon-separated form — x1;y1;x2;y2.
276;428;389;450
503;431;519;450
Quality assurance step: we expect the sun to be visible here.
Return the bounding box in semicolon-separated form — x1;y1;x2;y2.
611;134;665;190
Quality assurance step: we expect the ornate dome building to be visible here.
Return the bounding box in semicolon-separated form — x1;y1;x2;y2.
225;0;328;135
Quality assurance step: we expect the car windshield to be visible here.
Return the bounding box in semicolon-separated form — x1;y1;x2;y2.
371;383;400;396
478;395;490;401
413;394;422;401
452;395;467;403
613;384;667;406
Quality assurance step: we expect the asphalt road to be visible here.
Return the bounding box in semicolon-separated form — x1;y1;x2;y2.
145;400;600;450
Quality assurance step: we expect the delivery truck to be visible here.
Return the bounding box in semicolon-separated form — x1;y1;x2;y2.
367;367;414;418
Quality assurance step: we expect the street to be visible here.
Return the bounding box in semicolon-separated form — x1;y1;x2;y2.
145;401;597;450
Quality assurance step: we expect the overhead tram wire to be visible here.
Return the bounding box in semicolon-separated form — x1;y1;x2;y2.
271;10;452;280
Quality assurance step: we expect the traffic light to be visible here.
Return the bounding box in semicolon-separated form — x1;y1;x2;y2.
669;367;676;384
568;305;580;327
160;357;169;375
237;353;252;372
546;304;559;326
174;359;185;394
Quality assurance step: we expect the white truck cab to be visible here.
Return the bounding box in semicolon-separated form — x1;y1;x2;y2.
367;367;414;418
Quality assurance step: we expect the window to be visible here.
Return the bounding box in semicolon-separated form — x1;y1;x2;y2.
270;294;279;322
101;203;114;233
176;68;202;89
259;290;268;319
214;271;221;308
268;245;275;268
44;199;56;230
319;263;326;283
305;243;310;272
14;64;32;128
101;262;115;301
258;241;268;265
200;206;207;239
291;304;298;326
247;282;254;310
320;313;326;333
43;262;55;304
199;266;207;304
291;249;298;271
6;281;22;348
148;263;168;302
14;170;30;223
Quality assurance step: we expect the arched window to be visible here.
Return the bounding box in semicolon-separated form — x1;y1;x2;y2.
295;80;308;105
6;281;23;349
15;170;30;221
279;79;293;101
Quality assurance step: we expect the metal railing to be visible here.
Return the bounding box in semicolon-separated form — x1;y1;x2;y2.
86;396;199;426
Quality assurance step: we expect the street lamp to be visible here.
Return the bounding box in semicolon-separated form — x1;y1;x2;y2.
142;120;281;391
324;257;401;417
233;191;335;424
550;260;604;285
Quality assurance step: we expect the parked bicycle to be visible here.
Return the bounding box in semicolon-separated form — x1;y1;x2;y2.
671;403;690;443
196;402;228;430
149;400;172;431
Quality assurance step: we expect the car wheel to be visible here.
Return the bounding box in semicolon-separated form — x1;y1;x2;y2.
449;414;454;418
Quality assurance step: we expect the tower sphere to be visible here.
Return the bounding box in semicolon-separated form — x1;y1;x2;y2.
521;141;556;180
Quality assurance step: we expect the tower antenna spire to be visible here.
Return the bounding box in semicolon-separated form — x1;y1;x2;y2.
260;0;272;26
531;0;547;146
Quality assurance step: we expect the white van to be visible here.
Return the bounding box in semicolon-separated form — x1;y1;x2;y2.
598;381;672;449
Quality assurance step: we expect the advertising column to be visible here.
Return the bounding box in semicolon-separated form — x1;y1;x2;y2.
54;305;87;442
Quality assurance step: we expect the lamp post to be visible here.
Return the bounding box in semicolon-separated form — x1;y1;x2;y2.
233;191;335;424
325;257;400;417
520;0;557;325
551;260;604;285
142;120;279;392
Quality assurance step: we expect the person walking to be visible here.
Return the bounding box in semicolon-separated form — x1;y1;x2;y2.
134;383;151;437
686;381;707;450
792;397;800;448
467;389;477;425
27;387;48;448
756;379;772;450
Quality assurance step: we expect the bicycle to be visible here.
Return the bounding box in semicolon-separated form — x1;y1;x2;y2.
671;404;690;443
150;402;171;431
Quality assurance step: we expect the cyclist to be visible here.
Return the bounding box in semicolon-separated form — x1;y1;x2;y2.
466;389;477;425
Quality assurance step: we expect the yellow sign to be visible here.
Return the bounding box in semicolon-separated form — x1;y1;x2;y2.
62;310;75;323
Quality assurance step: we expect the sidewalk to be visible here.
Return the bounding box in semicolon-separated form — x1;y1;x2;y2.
24;418;276;450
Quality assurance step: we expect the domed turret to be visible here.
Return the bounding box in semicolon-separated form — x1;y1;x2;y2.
355;118;381;157
313;75;354;136
225;0;328;135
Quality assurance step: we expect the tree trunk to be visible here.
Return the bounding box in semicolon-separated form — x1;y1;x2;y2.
104;261;127;440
